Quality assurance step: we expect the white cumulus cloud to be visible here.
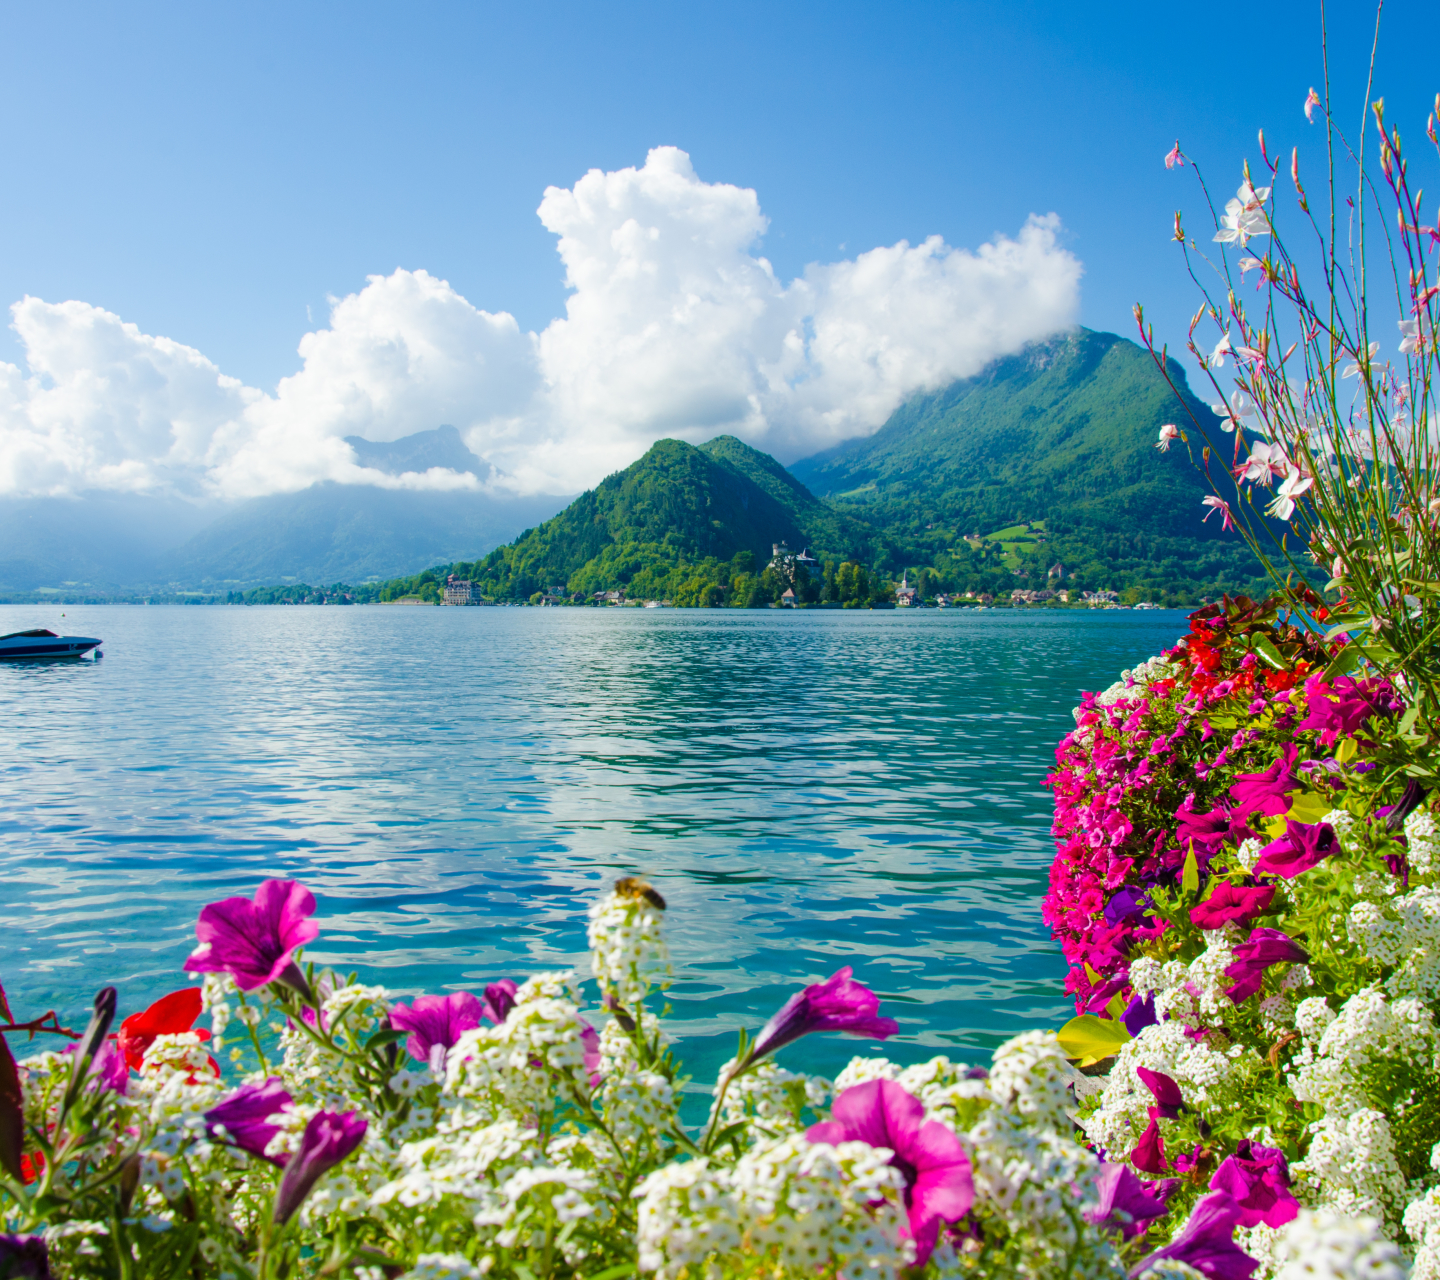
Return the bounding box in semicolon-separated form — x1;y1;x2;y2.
0;146;1081;499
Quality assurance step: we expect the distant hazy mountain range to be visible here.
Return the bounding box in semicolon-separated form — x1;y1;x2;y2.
0;427;568;595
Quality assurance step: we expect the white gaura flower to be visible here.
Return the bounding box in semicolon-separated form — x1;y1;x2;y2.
1400;316;1432;355
1239;440;1289;488
1342;341;1381;378
1215;181;1271;245
1267;469;1314;520
1156;424;1181;452
1211;389;1256;433
1210;333;1234;367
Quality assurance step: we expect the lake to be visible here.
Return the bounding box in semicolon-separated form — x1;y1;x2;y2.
0;604;1182;1087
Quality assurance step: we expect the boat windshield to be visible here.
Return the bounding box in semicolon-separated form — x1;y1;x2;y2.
0;629;58;639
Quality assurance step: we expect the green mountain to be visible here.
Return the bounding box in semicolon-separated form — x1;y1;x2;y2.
451;436;872;603
789;326;1268;598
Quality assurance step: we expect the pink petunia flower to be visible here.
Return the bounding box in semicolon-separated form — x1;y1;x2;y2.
1085;1163;1175;1239
1252;821;1339;880
1209;1139;1299;1229
1228;745;1300;820
807;1080;972;1264
390;992;487;1073
185;880;319;994
204;1078;296;1166
273;1110;368;1224
1134;1191;1259;1279
748;967;898;1064
1190;883;1276;930
1224;927;1309;1003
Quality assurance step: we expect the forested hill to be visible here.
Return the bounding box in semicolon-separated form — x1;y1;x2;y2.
788;326;1265;591
448;436;874;602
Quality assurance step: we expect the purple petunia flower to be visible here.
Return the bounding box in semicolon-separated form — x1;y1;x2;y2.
1252;820;1339;880
1224;928;1309;1003
204;1078;296;1166
807;1080;972;1265
483;979;519;1024
0;1234;51;1279
1229;745;1300;820
748;967;899;1064
1085;1163;1175;1239
1190;883;1276;930
1209;1139;1299;1229
1103;888;1153;927
1132;1190;1258;1279
1121;992;1158;1037
185;880;319;994
1136;1067;1184;1119
273;1109;367;1224
390;992;486;1072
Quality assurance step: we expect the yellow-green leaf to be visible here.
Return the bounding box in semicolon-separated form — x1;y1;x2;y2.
1335;737;1358;764
1057;1014;1133;1067
1287;791;1332;824
1251;634;1286;669
1084;961;1102;986
1182;842;1200;893
1105;991;1128;1020
1263;814;1287;840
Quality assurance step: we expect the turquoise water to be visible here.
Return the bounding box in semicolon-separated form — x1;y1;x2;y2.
0;604;1182;1086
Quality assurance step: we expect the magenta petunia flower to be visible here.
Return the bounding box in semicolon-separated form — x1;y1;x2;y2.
1136;1067;1184;1119
1252;820;1339;880
0;1234;50;1280
1224;928;1309;1003
580;1019;602;1089
273;1109;367;1224
185;880;319;993
204;1078;296;1166
807;1080;972;1265
63;1039;129;1096
1209;1139;1299;1229
483;979;519;1024
1190;883;1276;930
748;967;899;1063
1132;1190;1258;1279
1297;673;1399;746
1085;1163;1175;1239
390;992;486;1071
1228;745;1300;820
1131;1118;1168;1174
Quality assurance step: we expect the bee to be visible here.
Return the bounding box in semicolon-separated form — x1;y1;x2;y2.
614;876;666;910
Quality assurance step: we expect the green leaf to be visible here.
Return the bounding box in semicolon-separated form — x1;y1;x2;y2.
585;1266;637;1280
1323;645;1365;679
1335;737;1358;764
1399;706;1421;737
1057;1015;1132;1067
1182;842;1200;894
365;1028;407;1053
1287;791;1334;824
1251;634;1286;669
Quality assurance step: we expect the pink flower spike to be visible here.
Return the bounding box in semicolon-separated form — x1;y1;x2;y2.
807;1080;973;1265
186;880;319;994
1165;140;1184;169
1305;88;1321;122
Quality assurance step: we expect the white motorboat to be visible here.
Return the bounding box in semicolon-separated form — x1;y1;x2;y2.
0;628;102;660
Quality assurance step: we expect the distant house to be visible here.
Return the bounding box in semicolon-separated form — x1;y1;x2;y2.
1048;563;1065;580
444;576;483;605
895;573;918;606
780;588;797;607
595;590;625;606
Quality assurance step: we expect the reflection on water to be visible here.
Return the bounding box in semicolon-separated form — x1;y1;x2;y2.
0;604;1183;1083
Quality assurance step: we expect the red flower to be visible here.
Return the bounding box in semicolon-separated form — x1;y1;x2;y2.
116;989;217;1079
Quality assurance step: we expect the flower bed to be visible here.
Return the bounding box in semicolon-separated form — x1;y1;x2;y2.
1045;592;1440;1277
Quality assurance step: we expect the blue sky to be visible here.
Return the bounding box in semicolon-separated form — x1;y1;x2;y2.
1;1;1434;495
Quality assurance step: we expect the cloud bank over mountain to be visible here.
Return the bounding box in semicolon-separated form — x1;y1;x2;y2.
0;147;1082;500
